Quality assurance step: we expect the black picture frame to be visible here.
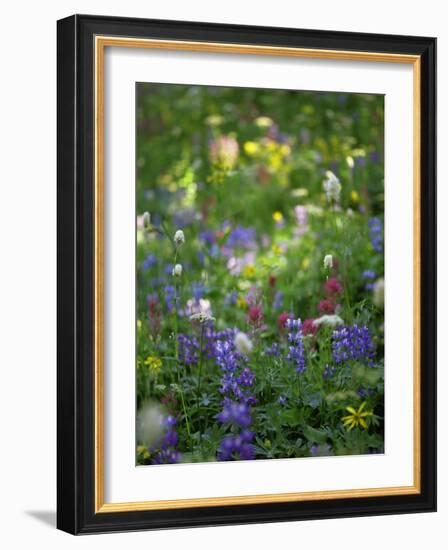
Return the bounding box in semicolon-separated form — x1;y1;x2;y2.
57;14;436;534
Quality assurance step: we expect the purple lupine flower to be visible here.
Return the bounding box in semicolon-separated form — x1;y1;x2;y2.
332;324;375;365
323;364;337;379
178;334;200;366
224;290;238;306
218;432;255;461
199;229;216;246
150;416;181;464
362;270;377;291
370;150;380;164
264;342;281;357
191;281;205;301
272;290;283;310
164;284;176;312
278;395;287;406
368;217;383;253
286;318;306;374
151;448;182;464
142;253;157;270
226;225;257;249
217;401;252;428
237;367;256;388
357;385;376;398
214;329;257;461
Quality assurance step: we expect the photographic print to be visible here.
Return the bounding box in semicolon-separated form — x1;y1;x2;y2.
58;16;436;533
135;83;385;465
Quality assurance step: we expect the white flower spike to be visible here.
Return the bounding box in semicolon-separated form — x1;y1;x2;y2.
142;211;151;230
323;254;333;270
174;229;185;247
373;278;385;307
172;264;183;277
323;171;341;203
234;332;253;355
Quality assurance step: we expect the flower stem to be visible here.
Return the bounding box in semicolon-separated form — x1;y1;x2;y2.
197;324;205;395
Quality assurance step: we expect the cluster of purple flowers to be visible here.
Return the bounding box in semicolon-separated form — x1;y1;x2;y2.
286;318;306;374
332;324;375;365
178;334;200;366
219;430;255;461
362;270;377;291
272;290;283;310
217;401;252;428
368;217;383;253
164;284;176;312
214;330;256;461
150;416;181;464
226;225;257;249
214;336;256;405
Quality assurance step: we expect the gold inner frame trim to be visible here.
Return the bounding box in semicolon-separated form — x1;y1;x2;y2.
94;35;421;513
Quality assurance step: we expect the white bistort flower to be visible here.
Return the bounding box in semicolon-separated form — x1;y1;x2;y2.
323;171;342;203
313;314;344;328
136;402;164;448
234;332;253;355
142;211;151;230
174;229;185;247
323;254;333;270
373;278;385;307
172;263;183;277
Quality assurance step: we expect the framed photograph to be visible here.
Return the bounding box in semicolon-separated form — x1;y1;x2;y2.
57;14;436;534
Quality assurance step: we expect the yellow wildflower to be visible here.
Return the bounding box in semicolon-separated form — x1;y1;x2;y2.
302;257;311;270
272;211;283;223
244;141;259;156
242;265;256;278
237;296;248;309
351;190;360;202
280;144;291;156
144;356;162;374
271;244;282;255
341;402;373;431
137;445;150;460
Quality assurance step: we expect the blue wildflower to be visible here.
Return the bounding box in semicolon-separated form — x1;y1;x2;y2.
150;416;181;464
286;318;306;374
368;217;383;253
142;253;157;270
362;270;376;291
332;324;375;365
178;334;199;366
272;290;283;310
191;281;205;301
278;395;287;406
264;342;281;357
164;284;176;312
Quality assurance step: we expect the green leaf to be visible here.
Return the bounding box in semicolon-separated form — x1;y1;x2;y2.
303;425;329;444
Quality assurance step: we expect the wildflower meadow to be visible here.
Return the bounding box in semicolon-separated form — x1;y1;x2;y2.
136;84;385;465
